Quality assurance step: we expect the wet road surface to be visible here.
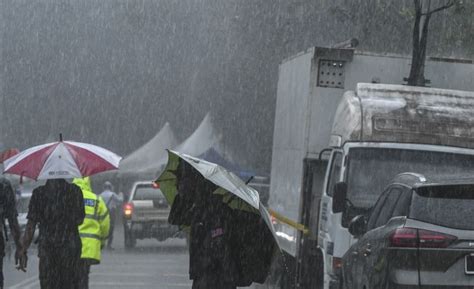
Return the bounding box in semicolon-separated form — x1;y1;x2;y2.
4;225;191;289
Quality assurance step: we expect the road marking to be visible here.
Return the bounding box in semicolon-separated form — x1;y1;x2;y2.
90;281;148;286
97;263;186;269
102;258;183;264
162;283;192;287
25;280;40;289
162;273;189;278
9;275;38;289
91;272;151;277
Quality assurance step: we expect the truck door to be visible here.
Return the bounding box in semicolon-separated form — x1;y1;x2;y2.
296;158;328;289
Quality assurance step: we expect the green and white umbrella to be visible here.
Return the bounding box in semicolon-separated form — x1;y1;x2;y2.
156;149;279;248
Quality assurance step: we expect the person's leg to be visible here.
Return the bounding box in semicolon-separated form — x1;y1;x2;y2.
83;263;90;289
39;254;60;289
60;246;81;289
192;277;205;289
107;209;116;248
75;260;90;289
0;233;4;289
0;256;4;289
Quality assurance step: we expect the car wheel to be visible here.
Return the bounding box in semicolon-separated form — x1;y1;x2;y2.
124;228;136;249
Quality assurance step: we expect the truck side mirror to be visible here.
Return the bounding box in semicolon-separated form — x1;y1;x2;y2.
332;182;347;213
348;215;367;237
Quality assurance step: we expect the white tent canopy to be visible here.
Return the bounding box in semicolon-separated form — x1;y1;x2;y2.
118;122;178;177
154;113;231;174
175;113;222;155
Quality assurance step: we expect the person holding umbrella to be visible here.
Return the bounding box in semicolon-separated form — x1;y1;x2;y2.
173;162;238;289
3;135;121;289
20;178;85;288
159;151;279;289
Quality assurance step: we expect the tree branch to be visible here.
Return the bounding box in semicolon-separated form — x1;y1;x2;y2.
422;0;456;15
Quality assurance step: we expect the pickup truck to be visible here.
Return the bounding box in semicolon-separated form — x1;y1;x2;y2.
122;181;180;248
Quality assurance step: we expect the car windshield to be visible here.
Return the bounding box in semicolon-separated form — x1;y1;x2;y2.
346;147;474;209
410;185;474;230
133;185;164;200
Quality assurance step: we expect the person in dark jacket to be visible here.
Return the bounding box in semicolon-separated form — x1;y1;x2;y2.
189;190;238;289
18;179;85;289
0;177;24;289
172;161;238;289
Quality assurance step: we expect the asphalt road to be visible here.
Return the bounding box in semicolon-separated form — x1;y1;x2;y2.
3;225;192;289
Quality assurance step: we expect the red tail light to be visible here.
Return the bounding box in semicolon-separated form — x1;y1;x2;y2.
123;202;134;218
389;227;456;248
332;257;343;271
418;229;457;248
271;215;277;225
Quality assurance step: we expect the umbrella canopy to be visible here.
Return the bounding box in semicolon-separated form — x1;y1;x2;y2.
156;150;280;285
157;150;276;230
3;141;121;180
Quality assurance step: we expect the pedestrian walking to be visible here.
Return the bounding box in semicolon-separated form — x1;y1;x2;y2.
0;177;25;289
189;191;238;289
160;154;279;289
19;179;85;289
73;177;110;289
99;181;122;250
172;162;238;289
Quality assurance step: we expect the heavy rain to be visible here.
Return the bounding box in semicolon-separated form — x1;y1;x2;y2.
0;0;473;288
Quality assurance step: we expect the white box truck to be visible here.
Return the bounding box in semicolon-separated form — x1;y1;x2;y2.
268;46;474;289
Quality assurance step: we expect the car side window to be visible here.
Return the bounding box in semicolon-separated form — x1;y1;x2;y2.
366;189;390;231
391;188;412;218
374;187;403;228
327;152;343;196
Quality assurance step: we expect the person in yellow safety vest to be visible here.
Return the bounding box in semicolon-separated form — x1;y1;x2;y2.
73;177;110;289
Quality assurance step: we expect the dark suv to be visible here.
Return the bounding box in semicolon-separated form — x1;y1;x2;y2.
343;173;474;289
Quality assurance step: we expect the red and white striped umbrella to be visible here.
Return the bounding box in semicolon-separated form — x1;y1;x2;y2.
3;141;122;180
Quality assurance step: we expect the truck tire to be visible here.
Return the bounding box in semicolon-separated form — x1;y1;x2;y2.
124;228;136;249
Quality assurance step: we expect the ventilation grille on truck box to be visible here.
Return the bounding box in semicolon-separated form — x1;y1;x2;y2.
317;60;345;89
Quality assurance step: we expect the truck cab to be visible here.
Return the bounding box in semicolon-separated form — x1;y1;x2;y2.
268;46;474;289
320;84;474;289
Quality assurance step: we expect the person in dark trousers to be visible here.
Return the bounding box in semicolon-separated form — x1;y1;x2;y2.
18;179;85;289
0;177;25;289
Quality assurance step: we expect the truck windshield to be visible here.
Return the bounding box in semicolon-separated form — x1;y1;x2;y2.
346;147;474;209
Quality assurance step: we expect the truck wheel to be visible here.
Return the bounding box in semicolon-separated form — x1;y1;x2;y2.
124;229;136;249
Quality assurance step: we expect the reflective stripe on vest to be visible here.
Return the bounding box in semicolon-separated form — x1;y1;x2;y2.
80;232;107;241
84;213;108;221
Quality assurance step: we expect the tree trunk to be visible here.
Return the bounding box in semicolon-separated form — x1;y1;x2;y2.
407;0;426;86
406;0;456;86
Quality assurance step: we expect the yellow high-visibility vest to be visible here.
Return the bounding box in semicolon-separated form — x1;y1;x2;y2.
73;177;110;264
